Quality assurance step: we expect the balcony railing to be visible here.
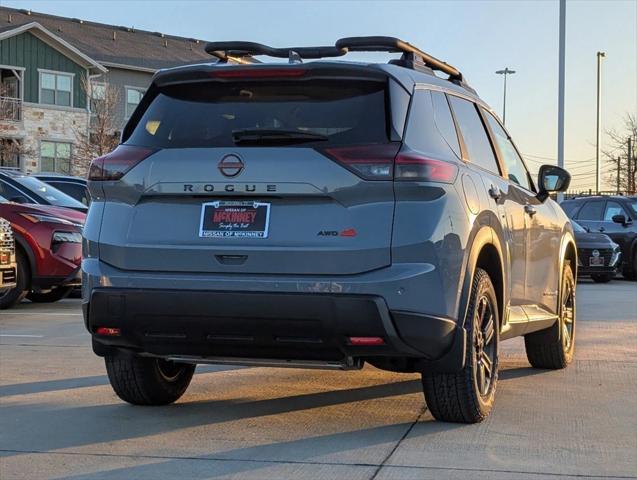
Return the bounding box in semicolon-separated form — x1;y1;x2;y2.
0;97;22;121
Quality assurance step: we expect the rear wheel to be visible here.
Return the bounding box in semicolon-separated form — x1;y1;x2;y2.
524;263;576;369
27;286;73;303
105;355;195;405
422;268;499;423
590;273;613;283
623;251;637;280
0;250;29;309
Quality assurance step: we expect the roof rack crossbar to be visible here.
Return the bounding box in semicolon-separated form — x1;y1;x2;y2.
204;36;464;83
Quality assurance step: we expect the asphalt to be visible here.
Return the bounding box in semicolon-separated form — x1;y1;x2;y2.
0;279;636;480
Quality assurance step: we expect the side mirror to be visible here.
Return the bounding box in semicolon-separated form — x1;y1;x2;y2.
9;195;29;204
537;165;571;202
612;214;628;226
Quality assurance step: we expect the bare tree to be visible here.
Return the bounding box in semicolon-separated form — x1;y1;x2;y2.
72;75;120;176
604;113;637;194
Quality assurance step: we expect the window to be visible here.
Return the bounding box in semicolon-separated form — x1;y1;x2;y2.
578;201;605;221
125;80;389;148
48;181;90;206
559;201;579;218
483;110;532;191
90;83;106;113
40;71;72;107
431;92;461;159
0;180;29;202
604;201;628;221
40;141;72;174
126;87;145;118
448;96;500;175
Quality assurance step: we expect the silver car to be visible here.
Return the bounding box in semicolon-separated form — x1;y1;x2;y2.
83;37;576;423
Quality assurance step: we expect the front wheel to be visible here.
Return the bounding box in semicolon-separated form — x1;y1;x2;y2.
422;268;499;423
0;250;29;309
524;262;576;369
105;356;196;405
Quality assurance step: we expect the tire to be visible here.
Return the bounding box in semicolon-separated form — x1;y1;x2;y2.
0;250;29;309
622;251;637;280
105;355;196;405
27;286;73;303
524;263;576;369
590;273;613;283
422;268;499;423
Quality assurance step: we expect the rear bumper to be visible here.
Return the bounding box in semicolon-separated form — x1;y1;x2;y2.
85;287;465;373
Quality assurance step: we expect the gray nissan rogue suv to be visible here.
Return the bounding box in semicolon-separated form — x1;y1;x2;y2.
83;37;577;423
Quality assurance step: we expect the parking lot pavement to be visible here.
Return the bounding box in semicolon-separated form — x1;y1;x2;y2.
1;281;636;480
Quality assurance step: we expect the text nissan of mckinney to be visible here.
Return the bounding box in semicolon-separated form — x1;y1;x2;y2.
82;37;576;423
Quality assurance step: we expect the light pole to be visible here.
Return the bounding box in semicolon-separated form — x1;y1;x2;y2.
495;67;516;125
595;51;606;194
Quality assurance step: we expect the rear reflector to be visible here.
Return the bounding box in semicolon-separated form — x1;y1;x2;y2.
209;68;307;79
394;153;458;183
88;145;156;181
95;327;121;336
348;336;385;346
322;143;401;180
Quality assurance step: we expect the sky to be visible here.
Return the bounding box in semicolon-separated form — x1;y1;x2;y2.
1;0;635;190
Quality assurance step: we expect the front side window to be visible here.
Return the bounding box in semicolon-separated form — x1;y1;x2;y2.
483;110;533;191
126;87;145;118
604;201;628;221
40;141;72;174
448;96;500;175
40;72;72;107
578;200;605;221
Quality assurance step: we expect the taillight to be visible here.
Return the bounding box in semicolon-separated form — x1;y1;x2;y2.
322;143;401;180
88;145;156;181
394;153;458;183
208;68;307;79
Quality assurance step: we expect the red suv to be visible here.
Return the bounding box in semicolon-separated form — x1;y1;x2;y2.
0;197;85;308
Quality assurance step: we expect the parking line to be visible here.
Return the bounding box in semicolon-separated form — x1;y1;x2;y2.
0;334;44;338
0;312;82;316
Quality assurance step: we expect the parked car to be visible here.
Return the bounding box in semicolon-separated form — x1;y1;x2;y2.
0;169;88;213
32;173;90;206
572;221;621;282
561;195;637;279
0;217;17;294
83;36;577;423
0;196;84;308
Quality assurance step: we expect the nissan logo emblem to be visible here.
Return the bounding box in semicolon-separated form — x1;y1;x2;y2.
218;154;244;178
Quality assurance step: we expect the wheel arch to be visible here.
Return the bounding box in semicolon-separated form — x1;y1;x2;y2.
12;233;35;289
458;225;506;332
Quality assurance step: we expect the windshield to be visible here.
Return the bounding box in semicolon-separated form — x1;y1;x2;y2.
14;176;86;209
571;220;587;233
125;80;388;149
628;201;637;215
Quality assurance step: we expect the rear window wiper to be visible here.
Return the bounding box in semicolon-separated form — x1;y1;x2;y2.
232;129;328;145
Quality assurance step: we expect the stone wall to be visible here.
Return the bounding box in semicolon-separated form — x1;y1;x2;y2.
0;104;91;175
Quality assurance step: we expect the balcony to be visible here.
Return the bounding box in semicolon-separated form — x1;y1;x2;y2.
0;96;22;122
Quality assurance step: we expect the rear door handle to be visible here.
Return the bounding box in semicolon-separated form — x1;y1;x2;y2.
524;204;537;217
488;186;501;200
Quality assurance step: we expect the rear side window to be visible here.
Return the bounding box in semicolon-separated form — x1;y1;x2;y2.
578;201;605;220
448;96;500;175
403;90;461;160
125;80;389;148
431;91;461;159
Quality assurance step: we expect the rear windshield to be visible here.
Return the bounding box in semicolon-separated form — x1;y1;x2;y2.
125;80;388;148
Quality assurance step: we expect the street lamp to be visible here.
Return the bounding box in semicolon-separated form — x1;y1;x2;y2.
495;67;516;125
595;51;606;194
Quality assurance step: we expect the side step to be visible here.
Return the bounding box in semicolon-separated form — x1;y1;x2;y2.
160;355;364;371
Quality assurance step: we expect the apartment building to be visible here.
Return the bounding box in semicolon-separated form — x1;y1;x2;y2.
0;7;211;175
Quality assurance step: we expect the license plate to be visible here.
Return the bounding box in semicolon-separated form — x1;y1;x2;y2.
589;256;604;266
199;201;270;238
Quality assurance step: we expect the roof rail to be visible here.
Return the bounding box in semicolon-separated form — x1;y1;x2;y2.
205;36;467;86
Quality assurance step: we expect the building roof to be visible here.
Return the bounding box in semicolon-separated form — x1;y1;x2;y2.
0;6;213;71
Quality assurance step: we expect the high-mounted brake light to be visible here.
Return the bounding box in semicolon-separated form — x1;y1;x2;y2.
394;153;458;183
208;68;307;79
88;145;156;181
322;143;401;180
